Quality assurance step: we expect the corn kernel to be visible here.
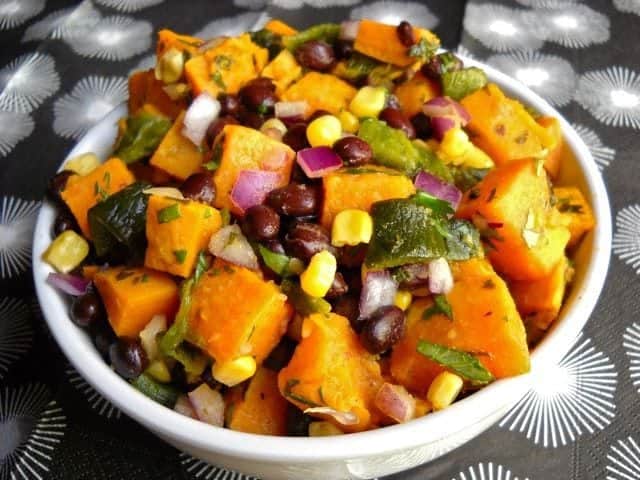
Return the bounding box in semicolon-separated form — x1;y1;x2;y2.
338;110;359;134
308;421;344;436
427;371;464;411
64;153;100;176
440;128;470;158
331;209;373;247
212;356;257;387
42;230;89;273
394;290;413;311
349;86;387;119
462;144;495;169
261;118;288;141
146;360;172;383
300;250;337;298
155;47;184;84
306;115;342;147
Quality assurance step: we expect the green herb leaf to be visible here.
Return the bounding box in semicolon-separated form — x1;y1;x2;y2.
114;112;172;164
203;142;223;171
280;280;331;316
220;208;231;227
258;245;303;277
416;340;494;384
157;203;181;223
212;71;226;91
422;294;452;320
283;379;321;408
441;67;488;101
407;38;438;62
173;249;187;264
193;251;208;284
215;55;232;70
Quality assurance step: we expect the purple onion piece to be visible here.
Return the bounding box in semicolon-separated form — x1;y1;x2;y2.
296;147;343;178
414;171;462;210
230;169;282;214
47;272;90;296
359;270;398;320
430;116;457;140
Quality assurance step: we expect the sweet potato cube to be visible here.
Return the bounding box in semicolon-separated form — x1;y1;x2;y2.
461;84;554;166
144;195;222;278
262;49;302;96
128;69;186;120
394;72;441;118
510;256;569;334
228;367;289;435
94;266;179;338
553;186;595;247
278;313;383;432
537;116;564;179
282;72;357;116
189;259;291;365
61;158;135;238
390;258;530;395
354;20;440;67
213;124;296;214
320;166;416;229
264;19;298;36
156;29;203;58
457;158;570;280
149;111;204;181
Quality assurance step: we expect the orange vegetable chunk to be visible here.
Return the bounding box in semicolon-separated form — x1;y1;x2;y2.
213;124;296;215
94;266;179;338
128;69;186;120
394;72;440;118
144;195;222;278
553;186;595;247
278;313;383;432
262;49;303;96
149;110;205;181
264;19;298;36
320;166;416;229
457;158;570;281
156;29;203;58
390;258;530;395
537;116;564;179
61;158;135;238
228;367;289;435
282;72;357;116
189;259;291;365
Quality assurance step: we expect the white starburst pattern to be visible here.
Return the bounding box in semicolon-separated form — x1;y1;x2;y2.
180;453;256;480
195;12;270;40
455;45;477;62
0;298;32;379
0;109;34;157
0;383;66;480
0;0;44;30
273;0;361;8
0;53;60;113
499;334;617;448
606;436;640;480
22;2;102;43
0;196;40;279
95;0;164;12
463;3;543;52
614;0;640;16
613;205;640;274
486;51;575;107
452;462;530;480
623;323;640;393
65;15;152;61
66;367;121;419
53;76;127;140
515;0;576;6
350;1;438;29
575;66;640;129
522;4;610;49
571;123;616;171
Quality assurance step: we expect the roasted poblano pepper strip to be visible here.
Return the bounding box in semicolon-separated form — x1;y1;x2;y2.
250;28;283;59
280;280;331;316
114;112;172;164
441;67;488;101
283;23;341;52
131;373;179;407
258;245;304;277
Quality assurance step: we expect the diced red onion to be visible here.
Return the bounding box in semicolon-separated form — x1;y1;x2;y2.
374;383;416;424
230;169;282;214
394;263;430;289
139;314;167;362
208;224;259;270
359;270;398;319
174;394;198;419
430;116;457;140
428;258;454;295
296;147;343;178
422;97;471;141
46;272;90;296
188;384;225;427
340;20;360;41
275;101;308;122
182;92;220;146
304;406;359;426
414;171;462;210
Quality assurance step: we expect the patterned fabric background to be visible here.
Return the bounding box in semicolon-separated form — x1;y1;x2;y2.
0;0;638;479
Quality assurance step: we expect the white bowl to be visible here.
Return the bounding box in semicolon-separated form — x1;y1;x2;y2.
32;58;611;480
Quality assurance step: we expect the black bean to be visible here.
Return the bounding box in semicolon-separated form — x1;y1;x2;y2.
295;40;335;71
284;222;334;262
325;272;349;299
239;78;278;114
264;337;297;371
242;205;280;241
282;123;310;152
333;137;373;166
181;173;216;205
359;305;405;354
218;93;241;117
379;108;416;139
109;339;148;380
47;170;74;203
341;267;363;293
239;110;266;130
201;368;222;391
307;109;332;122
53;211;78;236
285;404;313;436
411;113;432;139
396;21;416;47
338;245;368;269
91;321;116;359
333;295;360;328
267;183;319;217
334;40;354;60
263;239;286;255
70;291;106;329
206;115;238;145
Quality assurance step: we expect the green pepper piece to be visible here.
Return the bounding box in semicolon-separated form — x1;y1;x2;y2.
283;23;341;52
336;53;380;82
87;181;150;258
114;112;172;164
250;28;282;59
441;67;488;101
358;118;423;175
414;142;453;183
131;373;179;407
449;166;491;192
281;280;331;316
258;245;304;277
446;219;484;260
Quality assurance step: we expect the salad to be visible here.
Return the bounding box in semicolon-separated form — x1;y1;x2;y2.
43;18;595;436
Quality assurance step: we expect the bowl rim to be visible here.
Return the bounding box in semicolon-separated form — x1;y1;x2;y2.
32;56;612;464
